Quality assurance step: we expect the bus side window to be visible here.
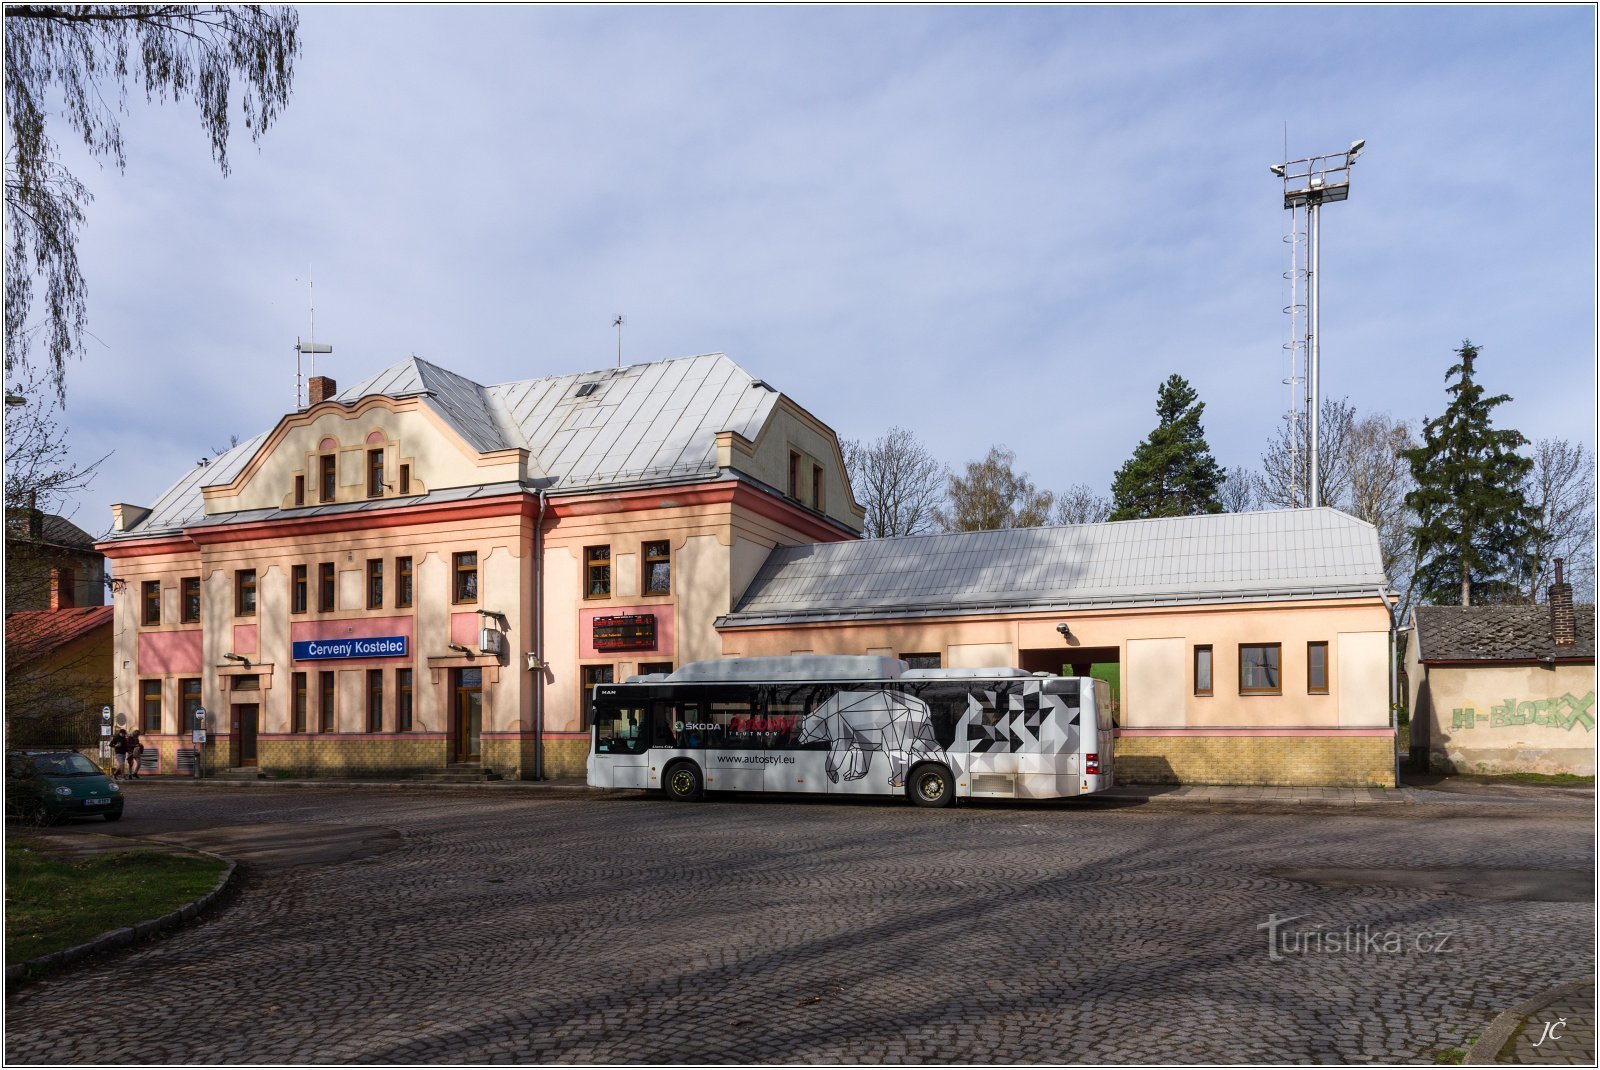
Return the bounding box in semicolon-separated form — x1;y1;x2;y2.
767;684;835;749
595;705;648;755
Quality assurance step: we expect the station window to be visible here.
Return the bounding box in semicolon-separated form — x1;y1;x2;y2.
585;546;611;599
1194;645;1213;697
453;552;478;604
235;569;257;617
788;451;802;499
1239;643;1281;696
1307;641;1329;695
901;653;941;670
367;559;384;610
294;474;306;508
581;664;614;727
180;678;201;730
639;661;674;677
142;581;161;626
397;669;414;732
367;670;384;733
319;453;337;503
292;672;308;734
396;556;414;608
319;671;336;732
367;448;385;498
643;540;670;595
812;464;825;510
181;577;201;624
291;565;308;614
398;464;411;495
318;562;336;612
140;679;162;733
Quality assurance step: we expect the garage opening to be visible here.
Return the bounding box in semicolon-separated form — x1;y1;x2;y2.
1019;646;1120;722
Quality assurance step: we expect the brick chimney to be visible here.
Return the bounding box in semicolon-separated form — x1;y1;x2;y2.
308;376;337;406
1550;558;1576;647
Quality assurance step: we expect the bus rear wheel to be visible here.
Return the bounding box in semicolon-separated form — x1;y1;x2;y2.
909;764;956;808
664;761;704;802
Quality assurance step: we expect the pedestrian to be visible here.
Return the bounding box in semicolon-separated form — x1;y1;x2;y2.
127;729;145;779
111;727;128;780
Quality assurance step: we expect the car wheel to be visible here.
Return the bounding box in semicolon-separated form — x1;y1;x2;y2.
663;761;704;802
909;764;956;808
103;811;123;822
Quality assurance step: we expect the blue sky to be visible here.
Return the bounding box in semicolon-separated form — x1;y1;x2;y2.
37;5;1597;535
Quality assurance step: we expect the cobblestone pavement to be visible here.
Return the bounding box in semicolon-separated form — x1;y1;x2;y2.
4;788;1592;1064
1499;982;1596;1064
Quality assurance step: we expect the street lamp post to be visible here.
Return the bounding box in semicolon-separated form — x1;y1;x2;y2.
1272;139;1365;508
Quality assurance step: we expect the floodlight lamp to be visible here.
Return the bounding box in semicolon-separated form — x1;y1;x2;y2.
1269;164;1286;177
1347;138;1366;162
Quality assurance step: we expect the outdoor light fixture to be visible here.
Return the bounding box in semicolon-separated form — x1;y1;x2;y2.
448;643;473;656
1268;164;1286;177
223;652;251;668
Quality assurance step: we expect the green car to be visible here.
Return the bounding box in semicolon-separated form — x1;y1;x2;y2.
5;750;124;823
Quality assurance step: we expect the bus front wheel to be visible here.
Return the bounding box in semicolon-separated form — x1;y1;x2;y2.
909;764;956;808
664;761;705;802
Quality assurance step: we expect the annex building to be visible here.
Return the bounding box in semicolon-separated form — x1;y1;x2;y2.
100;350;1399;786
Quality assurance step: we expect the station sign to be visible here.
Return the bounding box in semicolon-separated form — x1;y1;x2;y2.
292;636;409;661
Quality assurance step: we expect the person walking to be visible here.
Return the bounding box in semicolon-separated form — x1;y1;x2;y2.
126;729;145;779
110;727;129;780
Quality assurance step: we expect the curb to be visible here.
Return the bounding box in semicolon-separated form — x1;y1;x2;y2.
4;841;238;990
1464;978;1592;1064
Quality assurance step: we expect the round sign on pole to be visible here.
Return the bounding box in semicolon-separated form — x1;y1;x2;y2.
101;706;112;723
195;707;207;722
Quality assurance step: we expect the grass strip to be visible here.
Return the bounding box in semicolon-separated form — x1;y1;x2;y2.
5;837;227;960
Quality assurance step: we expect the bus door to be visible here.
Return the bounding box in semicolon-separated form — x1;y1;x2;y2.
1092;677;1116;787
593;698;650;789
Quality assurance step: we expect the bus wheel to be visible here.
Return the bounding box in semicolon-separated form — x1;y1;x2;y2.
664;762;704;802
909;764;955;808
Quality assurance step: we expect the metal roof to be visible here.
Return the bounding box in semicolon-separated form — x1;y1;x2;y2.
112;352;780;539
720;508;1388;627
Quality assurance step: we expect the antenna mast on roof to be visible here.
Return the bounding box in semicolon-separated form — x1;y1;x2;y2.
294;266;333;409
613;314;625;368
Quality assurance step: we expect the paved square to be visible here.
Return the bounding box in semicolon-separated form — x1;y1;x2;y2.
5;787;1592;1063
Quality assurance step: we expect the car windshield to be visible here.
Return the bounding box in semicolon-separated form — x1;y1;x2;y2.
32;754;100;776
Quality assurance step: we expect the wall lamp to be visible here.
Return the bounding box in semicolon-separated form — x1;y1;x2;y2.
448;643;475;657
223;652;252;668
1056;622;1074;642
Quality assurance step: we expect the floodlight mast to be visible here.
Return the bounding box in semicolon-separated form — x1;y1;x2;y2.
1271;140;1364;509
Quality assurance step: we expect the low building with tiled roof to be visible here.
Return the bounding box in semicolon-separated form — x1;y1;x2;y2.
1406;566;1596;776
5;605;114;744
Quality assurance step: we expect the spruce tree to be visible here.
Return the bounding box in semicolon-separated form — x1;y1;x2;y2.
1402;340;1539;606
1109;374;1225;520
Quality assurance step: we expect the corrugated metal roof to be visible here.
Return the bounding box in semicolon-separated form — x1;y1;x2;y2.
110;353;779;539
721;508;1388;626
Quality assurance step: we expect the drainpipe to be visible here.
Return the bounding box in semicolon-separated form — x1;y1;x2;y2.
533;489;547;781
1379;587;1400;788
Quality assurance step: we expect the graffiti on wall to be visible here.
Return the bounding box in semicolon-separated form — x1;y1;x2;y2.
1450;692;1596;733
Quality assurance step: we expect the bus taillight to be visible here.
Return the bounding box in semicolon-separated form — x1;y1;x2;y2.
1085;753;1100;775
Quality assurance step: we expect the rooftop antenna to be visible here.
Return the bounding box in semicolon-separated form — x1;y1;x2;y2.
613;314;625;369
294;267;332;409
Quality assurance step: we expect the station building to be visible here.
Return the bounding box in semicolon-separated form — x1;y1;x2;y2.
100;351;1399;786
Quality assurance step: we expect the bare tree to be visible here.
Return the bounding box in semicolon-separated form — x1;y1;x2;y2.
1219;468;1258;513
1258;397;1355;510
936;446;1054;532
840;427;946;539
1520;438;1596;603
1343;411;1419;612
6;5;300;397
1053;484;1112;526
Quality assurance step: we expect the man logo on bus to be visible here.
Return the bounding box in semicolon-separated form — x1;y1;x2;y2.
797;690;942;788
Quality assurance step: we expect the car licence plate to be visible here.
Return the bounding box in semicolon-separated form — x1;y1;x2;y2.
85;798;110;806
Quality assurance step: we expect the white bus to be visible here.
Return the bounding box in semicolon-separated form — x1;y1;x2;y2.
586;656;1115;807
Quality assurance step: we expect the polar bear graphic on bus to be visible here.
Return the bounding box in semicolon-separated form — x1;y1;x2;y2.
796;690;943;787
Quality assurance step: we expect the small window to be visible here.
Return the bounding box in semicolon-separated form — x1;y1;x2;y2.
318;562;336;612
574;382;599;398
54;567;76;609
319;453;337;503
367;669;384;733
367;448;385;498
1307;641;1329;695
453;552;478;604
140;679;162;733
367;559;384;610
294;473;306;507
1240;643;1282;696
291;565;308;614
901;653;941;670
788;451;802;499
398;464;411;495
585;545;611;599
396;556;414;608
397;669;414;732
1194;645;1213;697
231;674;260;692
638;661;674;676
581;664;615;728
235;570;257;617
812;464;825;510
180;678;201;729
643;540;670;595
142;581;161;626
319;671;336;732
181;576;201;623
292;672;308;733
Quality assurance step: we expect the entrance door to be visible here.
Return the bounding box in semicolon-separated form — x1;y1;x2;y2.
234;704;259;767
452;667;482;763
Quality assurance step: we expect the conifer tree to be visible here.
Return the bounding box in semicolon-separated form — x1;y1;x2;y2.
1402;341;1539;606
1109;374;1225;520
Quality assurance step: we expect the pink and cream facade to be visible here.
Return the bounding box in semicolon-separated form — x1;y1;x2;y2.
716;509;1400;787
99;354;863;778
